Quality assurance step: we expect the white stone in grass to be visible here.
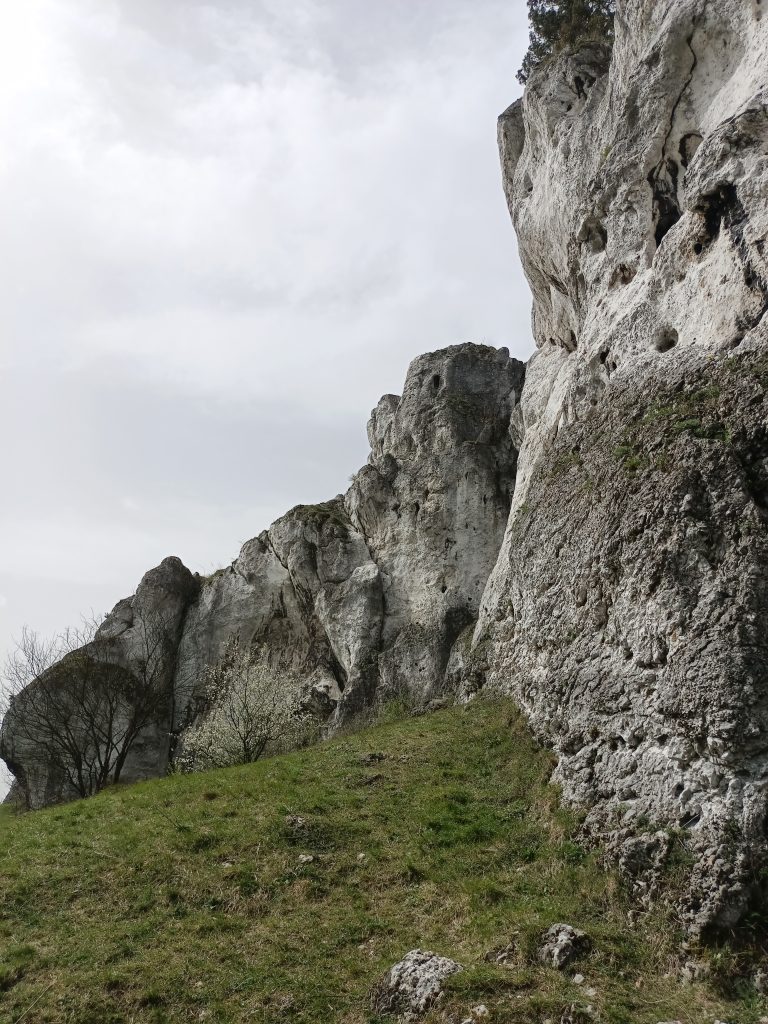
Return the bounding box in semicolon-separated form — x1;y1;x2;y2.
370;949;463;1021
538;924;591;969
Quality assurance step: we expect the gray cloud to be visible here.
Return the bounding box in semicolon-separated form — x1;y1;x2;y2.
0;0;532;794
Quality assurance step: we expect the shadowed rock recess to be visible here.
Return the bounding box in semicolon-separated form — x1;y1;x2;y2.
2;0;767;936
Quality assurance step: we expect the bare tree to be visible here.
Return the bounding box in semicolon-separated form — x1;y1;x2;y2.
1;611;180;807
177;635;307;772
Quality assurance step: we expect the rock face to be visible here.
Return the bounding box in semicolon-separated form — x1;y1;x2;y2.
474;0;768;933
173;343;522;731
1;344;523;808
3;0;767;941
1;557;199;809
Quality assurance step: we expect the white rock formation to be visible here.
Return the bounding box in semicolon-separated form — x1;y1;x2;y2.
3;0;767;940
474;0;768;932
1;344;524;808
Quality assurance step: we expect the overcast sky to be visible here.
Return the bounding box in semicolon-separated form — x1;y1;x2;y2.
0;1;532;791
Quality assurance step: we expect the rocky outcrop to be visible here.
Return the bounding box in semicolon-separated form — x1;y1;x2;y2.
1;557;199;808
474;0;768;933
3;0;766;942
2;344;523;809
173;343;522;730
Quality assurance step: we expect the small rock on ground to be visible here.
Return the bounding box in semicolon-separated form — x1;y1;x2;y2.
538;924;591;970
370;949;463;1021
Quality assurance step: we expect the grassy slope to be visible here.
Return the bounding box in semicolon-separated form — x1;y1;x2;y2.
0;700;763;1024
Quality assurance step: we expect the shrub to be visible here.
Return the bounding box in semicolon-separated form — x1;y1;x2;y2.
178;636;307;771
517;0;616;85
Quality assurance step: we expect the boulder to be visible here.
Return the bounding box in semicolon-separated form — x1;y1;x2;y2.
538;924;591;970
370;949;463;1021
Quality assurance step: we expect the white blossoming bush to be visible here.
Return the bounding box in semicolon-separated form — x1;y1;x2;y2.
177;635;308;772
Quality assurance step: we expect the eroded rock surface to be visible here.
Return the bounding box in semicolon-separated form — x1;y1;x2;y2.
370;949;463;1021
1;557;199;808
4;0;767;943
2;344;523;808
474;0;768;932
173;343;522;729
538;924;591;970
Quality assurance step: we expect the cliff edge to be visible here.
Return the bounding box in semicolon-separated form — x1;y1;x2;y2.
475;0;768;933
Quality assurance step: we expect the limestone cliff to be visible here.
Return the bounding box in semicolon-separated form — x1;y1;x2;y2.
474;0;768;933
1;344;523;808
3;0;767;939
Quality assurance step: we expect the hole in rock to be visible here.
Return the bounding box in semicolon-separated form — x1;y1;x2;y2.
648;158;682;248
573;73;595;99
432;374;441;390
580;218;607;254
610;263;636;288
655;328;679;353
654;202;682;247
693;241;703;255
696;182;740;242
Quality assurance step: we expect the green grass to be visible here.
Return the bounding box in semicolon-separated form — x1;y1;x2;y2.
0;700;763;1023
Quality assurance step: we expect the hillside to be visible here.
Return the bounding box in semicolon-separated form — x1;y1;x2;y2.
0;700;762;1024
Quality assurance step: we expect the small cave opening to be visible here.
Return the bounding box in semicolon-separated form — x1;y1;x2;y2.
648;158;682;249
578;216;607;254
598;348;617;375
573;73;596;99
654;199;682;248
609;263;636;288
696;182;741;243
655;328;679;353
432;374;441;391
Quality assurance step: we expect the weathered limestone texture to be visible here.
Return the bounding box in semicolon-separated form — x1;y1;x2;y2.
2;345;523;808
370;949;463;1022
475;0;768;932
174;344;523;727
